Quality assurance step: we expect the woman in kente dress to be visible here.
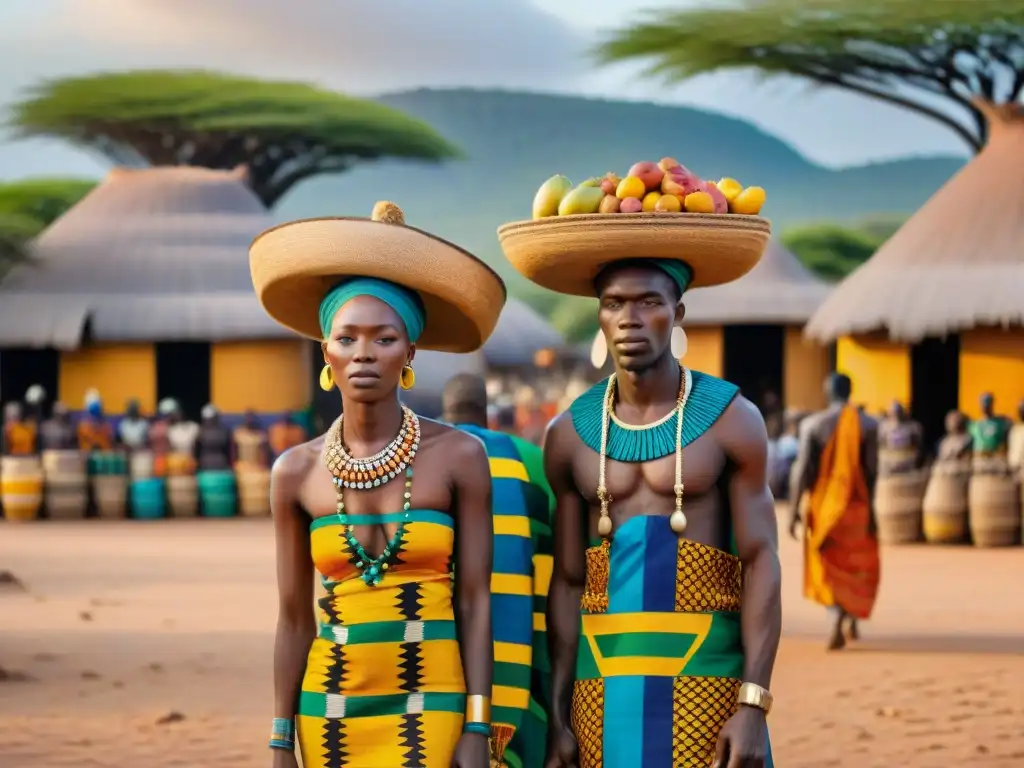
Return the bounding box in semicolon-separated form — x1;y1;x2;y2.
250;201;506;768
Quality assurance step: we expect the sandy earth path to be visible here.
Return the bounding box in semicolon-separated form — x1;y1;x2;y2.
1;515;1022;767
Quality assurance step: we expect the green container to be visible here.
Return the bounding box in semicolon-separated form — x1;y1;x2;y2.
198;470;237;517
88;451;127;476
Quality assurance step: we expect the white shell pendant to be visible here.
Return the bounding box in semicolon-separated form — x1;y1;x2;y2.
597;514;613;537
669;508;687;534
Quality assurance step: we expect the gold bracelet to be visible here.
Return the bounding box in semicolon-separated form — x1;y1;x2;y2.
465;694;491;724
737;682;773;715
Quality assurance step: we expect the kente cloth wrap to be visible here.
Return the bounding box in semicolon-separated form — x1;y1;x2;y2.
567;371;774;767
319;277;426;341
298;510;465;767
458;425;555;768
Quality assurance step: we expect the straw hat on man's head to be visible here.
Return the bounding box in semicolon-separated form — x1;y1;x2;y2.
250;201;506;353
498;212;770;297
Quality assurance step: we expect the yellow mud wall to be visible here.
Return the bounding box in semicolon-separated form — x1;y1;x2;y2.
210;340;310;413
958;328;1024;419
835;335;910;415
59;344;157;413
784;327;831;411
684;326;723;378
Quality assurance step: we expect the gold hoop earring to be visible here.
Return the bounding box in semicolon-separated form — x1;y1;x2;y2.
319;365;334;391
400;365;416;390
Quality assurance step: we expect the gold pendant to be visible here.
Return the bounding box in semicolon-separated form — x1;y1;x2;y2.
669;508;687;534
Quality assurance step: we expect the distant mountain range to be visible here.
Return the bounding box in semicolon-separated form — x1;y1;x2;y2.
275;88;964;300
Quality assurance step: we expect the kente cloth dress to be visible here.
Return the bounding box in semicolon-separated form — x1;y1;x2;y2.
297;509;466;767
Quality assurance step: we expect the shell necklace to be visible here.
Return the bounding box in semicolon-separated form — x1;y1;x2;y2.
322;410;422;586
323;406;420;489
596;366;691;538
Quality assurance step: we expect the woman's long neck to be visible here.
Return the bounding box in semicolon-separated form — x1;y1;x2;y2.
341;397;404;457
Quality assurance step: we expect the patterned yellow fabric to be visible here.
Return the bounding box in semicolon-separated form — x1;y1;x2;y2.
572;516;774;767
298;510;465;767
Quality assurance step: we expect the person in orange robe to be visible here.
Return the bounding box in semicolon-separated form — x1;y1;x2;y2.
790;372;881;650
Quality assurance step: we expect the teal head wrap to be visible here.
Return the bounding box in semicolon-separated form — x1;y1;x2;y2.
596;258;693;297
318;277;426;341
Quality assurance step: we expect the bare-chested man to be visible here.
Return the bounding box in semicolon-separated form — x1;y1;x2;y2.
790;372;881;650
538;260;780;768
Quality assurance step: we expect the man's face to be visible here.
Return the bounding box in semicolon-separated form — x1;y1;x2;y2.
595;265;681;373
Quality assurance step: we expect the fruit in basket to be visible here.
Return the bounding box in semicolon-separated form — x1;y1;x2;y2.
655;194;682;212
599;195;621;214
558;185;605;216
662;169;702;198
620;196;643;213
703;181;729;213
580;177;603;188
730;186;766;215
716;177;743;203
532;175;573;219
642;191;662;211
616;176;646;200
683;190;715;213
627;161;664;191
600;178;617;195
658;157;681;172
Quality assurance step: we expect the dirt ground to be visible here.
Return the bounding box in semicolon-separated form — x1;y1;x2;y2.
1;511;1022;768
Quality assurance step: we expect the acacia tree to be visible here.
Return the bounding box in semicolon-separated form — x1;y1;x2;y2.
6;71;459;208
596;0;1024;152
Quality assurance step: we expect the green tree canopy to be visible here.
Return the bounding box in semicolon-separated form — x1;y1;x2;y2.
781;222;893;281
0;177;95;229
6;70;460;207
596;0;1024;152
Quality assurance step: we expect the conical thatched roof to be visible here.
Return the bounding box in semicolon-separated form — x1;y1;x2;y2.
0;166;284;349
806;103;1024;342
683;239;831;325
483;299;565;366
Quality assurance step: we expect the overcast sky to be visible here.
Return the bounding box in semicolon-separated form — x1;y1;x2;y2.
0;0;969;180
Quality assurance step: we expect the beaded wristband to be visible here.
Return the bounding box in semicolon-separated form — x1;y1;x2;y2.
269;717;295;750
462;721;491;737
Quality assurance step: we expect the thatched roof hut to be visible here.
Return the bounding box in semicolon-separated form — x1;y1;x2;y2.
806;102;1024;343
0;166;282;349
484;299;564;367
804;102;1024;436
684;239;831;325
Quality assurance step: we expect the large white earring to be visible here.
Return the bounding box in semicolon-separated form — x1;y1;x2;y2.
590;330;608;369
671;326;688;359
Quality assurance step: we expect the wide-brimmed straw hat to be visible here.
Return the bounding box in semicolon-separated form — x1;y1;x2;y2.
497;213;770;296
250;202;506;352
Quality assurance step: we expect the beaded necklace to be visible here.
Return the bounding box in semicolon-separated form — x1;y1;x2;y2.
596;367;691;538
322;410;421;586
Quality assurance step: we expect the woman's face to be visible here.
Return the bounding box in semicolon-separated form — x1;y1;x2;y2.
323;295;414;405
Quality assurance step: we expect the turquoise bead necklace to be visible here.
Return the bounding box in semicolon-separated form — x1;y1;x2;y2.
336;467;414;587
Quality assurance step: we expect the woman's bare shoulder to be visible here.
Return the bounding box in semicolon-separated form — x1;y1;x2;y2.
271;434;325;487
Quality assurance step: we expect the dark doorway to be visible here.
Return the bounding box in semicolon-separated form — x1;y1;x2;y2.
0;348;60;414
911;335;960;459
310;341;340;434
156;342;211;421
723;325;785;413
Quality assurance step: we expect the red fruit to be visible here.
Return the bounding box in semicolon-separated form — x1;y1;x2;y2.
627;161;665;192
703;181;729;213
600;179;617;195
619;196;643;213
